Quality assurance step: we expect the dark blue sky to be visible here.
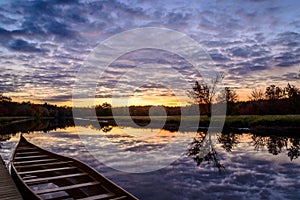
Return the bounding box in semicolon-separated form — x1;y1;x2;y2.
0;0;299;105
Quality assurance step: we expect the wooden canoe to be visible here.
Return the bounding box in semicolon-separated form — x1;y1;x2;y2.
10;135;138;200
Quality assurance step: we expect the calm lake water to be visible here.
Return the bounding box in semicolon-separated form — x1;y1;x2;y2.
0;120;299;200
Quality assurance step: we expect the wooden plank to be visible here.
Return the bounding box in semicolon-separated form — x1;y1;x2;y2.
22;175;37;180
19;166;76;175
24;172;88;184
14;155;49;160
16;151;40;155
17;147;37;151
16;161;73;169
35;181;100;195
77;193;115;200
0;156;23;200
110;196;128;200
13;158;57;165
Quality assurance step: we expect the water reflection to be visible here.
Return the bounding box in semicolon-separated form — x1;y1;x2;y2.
218;132;239;152
0;119;74;141
101;125;113;133
1;120;300;199
187;131;300;172
187;132;225;173
252;134;300;161
1;120;300;167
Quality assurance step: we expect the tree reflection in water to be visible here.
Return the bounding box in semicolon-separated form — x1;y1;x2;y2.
218;132;239;152
252;134;300;160
252;134;289;155
187;131;225;173
96;125;300;164
2;119;299;169
251;134;269;151
188;131;300;172
288;137;300;160
96;122;300;164
267;136;288;155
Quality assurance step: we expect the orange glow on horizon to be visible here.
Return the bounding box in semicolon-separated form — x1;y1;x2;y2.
7;89;253;108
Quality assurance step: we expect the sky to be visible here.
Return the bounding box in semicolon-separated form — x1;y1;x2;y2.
0;0;299;107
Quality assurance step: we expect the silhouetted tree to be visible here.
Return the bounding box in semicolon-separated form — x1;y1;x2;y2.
285;83;299;99
217;87;238;115
217;87;238;103
249;88;264;101
246;89;266;114
284;83;300;113
188;74;223;116
265;85;284;100
225;87;238;103
190;81;210;104
95;102;112;116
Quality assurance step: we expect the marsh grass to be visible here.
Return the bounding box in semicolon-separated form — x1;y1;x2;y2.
224;115;300;127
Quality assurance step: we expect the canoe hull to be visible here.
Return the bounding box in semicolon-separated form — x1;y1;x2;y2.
11;165;42;200
11;135;138;200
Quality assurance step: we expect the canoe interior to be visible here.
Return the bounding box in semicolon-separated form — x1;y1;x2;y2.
11;135;138;200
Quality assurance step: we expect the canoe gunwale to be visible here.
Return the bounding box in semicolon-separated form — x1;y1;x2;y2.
11;135;43;200
10;134;138;200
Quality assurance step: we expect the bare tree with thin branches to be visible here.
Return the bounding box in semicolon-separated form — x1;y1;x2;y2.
188;74;223;116
249;88;264;101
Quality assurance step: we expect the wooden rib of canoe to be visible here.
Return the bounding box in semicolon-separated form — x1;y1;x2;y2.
11;135;138;200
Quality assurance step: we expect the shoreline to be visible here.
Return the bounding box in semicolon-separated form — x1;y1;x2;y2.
1;115;300;135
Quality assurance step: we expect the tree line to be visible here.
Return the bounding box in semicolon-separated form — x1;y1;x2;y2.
189;82;300;115
94;82;299;116
0;93;72;118
1;82;299;117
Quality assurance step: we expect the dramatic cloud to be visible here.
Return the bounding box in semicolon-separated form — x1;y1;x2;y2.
273;32;300;47
0;0;299;105
9;39;44;52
